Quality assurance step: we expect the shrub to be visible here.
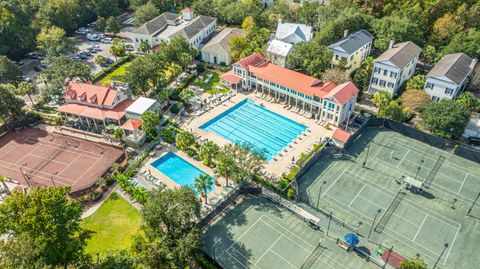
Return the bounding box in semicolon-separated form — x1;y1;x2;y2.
176;131;195;150
170;102;184;114
287;187;296;200
161;126;177;143
187;148;197;156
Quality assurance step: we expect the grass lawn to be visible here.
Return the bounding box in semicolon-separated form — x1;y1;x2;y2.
98;62;131;86
82;192;141;255
191;70;229;95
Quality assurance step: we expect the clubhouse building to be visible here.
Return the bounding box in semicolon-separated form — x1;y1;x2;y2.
221;53;359;126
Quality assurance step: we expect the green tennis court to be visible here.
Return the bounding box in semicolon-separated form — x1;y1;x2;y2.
297;128;480;269
203;196;377;269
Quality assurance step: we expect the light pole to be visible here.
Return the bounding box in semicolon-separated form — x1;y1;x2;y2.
316;181;327;207
363;142;371;168
326;211;333;237
415;159;425;180
432;243;449;269
50;171;58;186
368;209;382;240
19;163;30;187
468;192;480;215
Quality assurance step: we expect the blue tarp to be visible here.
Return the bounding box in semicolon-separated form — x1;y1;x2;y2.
344;233;360;246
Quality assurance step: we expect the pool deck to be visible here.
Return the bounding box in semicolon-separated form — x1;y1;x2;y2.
181;91;333;178
143;144;227;202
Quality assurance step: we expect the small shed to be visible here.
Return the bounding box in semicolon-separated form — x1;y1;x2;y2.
331;128;351;148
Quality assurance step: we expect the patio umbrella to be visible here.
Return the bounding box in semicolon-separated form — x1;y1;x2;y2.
344;233;360;246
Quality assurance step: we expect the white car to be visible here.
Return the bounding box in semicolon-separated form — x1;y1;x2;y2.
87;34;100;41
100;38;112;43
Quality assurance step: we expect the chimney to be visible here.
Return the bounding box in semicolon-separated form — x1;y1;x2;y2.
389;40;395;50
470;58;478;70
343;29;349;37
182;8;194;21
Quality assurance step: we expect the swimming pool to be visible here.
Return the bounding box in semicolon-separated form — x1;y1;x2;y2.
200;99;307;160
151;151;214;194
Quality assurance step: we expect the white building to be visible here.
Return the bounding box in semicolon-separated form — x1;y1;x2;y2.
424;53;477;101
201;28;245;65
327;29;374;76
266;19;313;67
368;41;422;97
131;8;216;50
220;53;359;126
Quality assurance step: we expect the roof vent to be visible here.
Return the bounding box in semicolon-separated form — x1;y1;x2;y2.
388;40;395;49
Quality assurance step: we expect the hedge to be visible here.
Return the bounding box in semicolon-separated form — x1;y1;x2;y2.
93;55;133;82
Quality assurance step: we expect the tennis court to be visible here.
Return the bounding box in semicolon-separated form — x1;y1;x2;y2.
0;128;122;192
204;196;377;269
298;128;480;269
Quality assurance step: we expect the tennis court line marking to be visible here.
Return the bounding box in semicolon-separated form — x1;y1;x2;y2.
397;149;410;167
73;155;102;185
226;215;265;253
264;249;298;269
0;142;22;160
26;152;72;166
0;158;75;183
24;137;104;158
413;215;428;241
443;223;461;265
371;135;392;161
320;170;346;199
226;248;249;269
343;171;461;229
261;215;315;250
457;173;469;194
348;184;366;207
0;163;73;186
253;235;284;268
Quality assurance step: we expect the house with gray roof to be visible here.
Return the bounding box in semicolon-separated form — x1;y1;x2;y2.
424;53;477;100
368;41;422;96
200;28;245;65
327;29;374;75
131;8;216;50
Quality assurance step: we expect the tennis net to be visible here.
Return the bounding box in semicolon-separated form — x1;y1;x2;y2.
375;190;406;233
423;155;445;188
300;240;326;269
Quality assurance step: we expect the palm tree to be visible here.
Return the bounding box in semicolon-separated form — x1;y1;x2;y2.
217;153;236;187
194;174;214;204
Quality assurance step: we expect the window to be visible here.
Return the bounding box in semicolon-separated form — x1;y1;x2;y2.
390;72;397;78
335;55;339;60
426;82;434;89
349;55;353;61
372;78;378;85
374;66;381;74
387;82;395;88
379;80;386;87
135;38;138;42
383;70;388;76
445;88;454;95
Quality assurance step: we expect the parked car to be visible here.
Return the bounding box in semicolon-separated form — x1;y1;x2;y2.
87;22;96;28
467;137;480;146
87;34;100;41
21;76;32;83
106;58;114;64
100;37;112;44
75;27;87;35
26;52;43;59
71;56;81;61
33;65;44;72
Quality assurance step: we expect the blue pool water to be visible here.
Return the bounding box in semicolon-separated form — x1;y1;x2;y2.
151;151;214;194
200;99;307;160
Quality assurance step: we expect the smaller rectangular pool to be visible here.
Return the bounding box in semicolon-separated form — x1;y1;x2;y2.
151;151;214;194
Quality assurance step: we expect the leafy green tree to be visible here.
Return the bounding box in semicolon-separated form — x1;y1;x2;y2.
159;37;197;68
194;174;214;204
372;90;392;115
421;45;438;65
138;40;151;54
134;2;160;26
0;187;90;268
98;250;137;269
229;34;249;62
96;16;107;32
400;257;427;269
106;17;122;36
0;56;21;84
0;84;25;125
16;82;36;106
37;26;76;58
156;89;170;105
430;13;463;47
456;92;480;112
140;111;161;140
113;126;126;144
34;0;82;33
125;56;157;96
439;28;480;59
220;142;266;183
353;56;374;92
405;75;426;91
109;38;127;60
179;88;195;104
161;126;177;143
381;101;409;122
95;0;121;18
286;41;332;77
199;141;220;167
176;131;195;151
420;99;471;139
322;68;348;85
95;55;108;70
132;187;202;268
372;15;423;50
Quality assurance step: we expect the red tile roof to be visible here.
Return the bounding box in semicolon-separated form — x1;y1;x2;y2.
220;70;242;84
236;53;266;70
58;99;135;121
64;82;121;107
326;82;359;105
248;62;337;97
120;119;143;131
332;128;351;143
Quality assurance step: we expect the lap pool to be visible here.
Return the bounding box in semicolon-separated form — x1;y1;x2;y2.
200;99;307;160
151;151;214;194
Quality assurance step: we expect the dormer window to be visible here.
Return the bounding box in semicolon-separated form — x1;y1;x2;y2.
90;94;97;103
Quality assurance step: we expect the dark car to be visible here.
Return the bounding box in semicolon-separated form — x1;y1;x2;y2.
467;137;480;146
33;65;43;72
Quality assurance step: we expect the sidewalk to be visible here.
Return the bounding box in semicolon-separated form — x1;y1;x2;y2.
81;184;118;219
